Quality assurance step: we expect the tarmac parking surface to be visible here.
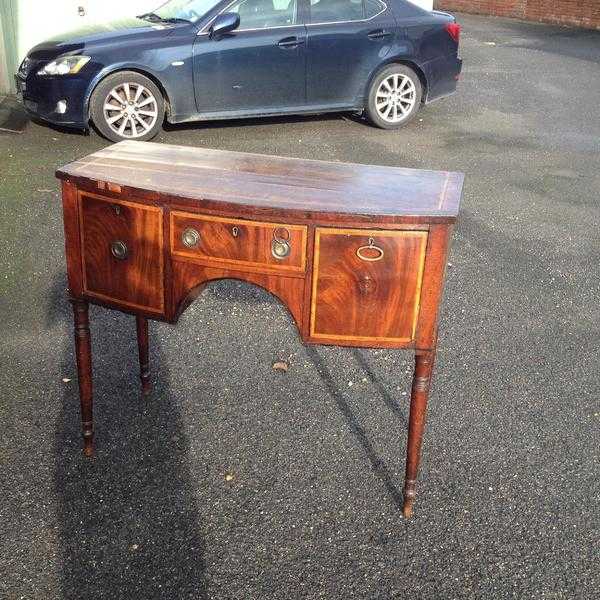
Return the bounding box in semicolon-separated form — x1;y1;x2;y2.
1;13;599;600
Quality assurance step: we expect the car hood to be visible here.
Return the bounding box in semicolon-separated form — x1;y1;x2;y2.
26;17;184;60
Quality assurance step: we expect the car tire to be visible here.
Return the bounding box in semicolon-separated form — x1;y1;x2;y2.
366;64;422;130
90;71;165;142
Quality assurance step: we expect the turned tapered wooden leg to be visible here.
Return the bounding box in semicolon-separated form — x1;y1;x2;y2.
71;298;94;457
403;350;436;518
136;315;151;396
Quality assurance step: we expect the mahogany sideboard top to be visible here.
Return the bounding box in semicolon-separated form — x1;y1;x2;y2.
56;140;463;222
57;140;464;517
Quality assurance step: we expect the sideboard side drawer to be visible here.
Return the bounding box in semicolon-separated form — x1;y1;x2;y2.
170;211;307;274
79;192;164;313
310;228;428;344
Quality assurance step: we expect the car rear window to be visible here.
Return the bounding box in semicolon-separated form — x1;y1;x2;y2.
309;0;385;24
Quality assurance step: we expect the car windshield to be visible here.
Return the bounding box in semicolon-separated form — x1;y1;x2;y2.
151;0;222;23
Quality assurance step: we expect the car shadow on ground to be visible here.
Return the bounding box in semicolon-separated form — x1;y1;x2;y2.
163;110;365;133
27;114;88;138
46;275;208;599
25;108;365;142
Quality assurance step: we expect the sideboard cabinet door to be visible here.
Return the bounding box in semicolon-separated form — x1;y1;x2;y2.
78;193;164;313
310;228;427;345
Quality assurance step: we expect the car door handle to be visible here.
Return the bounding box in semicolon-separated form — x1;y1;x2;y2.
367;29;392;40
278;36;304;48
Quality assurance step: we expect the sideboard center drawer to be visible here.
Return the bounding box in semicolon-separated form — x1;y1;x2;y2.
170;211;307;274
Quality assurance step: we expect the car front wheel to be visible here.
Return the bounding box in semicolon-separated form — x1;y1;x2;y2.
366;65;422;130
90;71;165;142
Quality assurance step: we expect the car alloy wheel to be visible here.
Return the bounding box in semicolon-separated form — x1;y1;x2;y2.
374;74;417;124
102;82;159;139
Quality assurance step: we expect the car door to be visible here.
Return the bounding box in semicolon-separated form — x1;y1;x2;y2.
306;0;395;107
193;0;307;114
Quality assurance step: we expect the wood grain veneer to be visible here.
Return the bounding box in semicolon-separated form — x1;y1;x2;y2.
78;191;164;313
57;141;463;221
310;228;427;345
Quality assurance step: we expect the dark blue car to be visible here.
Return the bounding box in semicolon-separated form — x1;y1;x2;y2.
15;0;461;141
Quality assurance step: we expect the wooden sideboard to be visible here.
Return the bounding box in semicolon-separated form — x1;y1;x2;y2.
57;141;463;517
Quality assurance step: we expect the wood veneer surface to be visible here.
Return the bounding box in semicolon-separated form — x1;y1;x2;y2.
57;141;464;219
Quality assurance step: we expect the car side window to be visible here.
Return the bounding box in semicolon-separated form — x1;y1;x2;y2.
228;0;297;29
309;0;384;24
364;0;385;18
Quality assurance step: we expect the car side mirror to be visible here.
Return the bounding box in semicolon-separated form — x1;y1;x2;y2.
210;13;240;38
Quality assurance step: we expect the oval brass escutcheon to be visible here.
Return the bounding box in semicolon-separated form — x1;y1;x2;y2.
110;240;128;260
358;274;376;294
232;226;239;238
182;227;200;248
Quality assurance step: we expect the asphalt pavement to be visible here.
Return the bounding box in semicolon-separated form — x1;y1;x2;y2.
0;13;599;600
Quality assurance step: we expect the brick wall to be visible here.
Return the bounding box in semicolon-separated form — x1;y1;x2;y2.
434;0;600;30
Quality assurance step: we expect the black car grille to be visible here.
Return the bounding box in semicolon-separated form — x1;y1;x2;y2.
17;57;40;78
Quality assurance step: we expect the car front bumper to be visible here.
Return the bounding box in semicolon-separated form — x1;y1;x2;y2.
15;73;89;128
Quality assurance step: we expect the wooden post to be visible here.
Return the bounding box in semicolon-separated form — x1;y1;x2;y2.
71;298;94;457
403;349;436;517
136;315;151;396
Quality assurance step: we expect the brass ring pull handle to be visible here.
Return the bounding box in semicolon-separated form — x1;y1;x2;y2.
271;228;291;259
110;240;128;261
182;227;200;249
356;238;384;262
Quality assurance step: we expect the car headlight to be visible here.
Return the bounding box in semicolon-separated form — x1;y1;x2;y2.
37;56;90;76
